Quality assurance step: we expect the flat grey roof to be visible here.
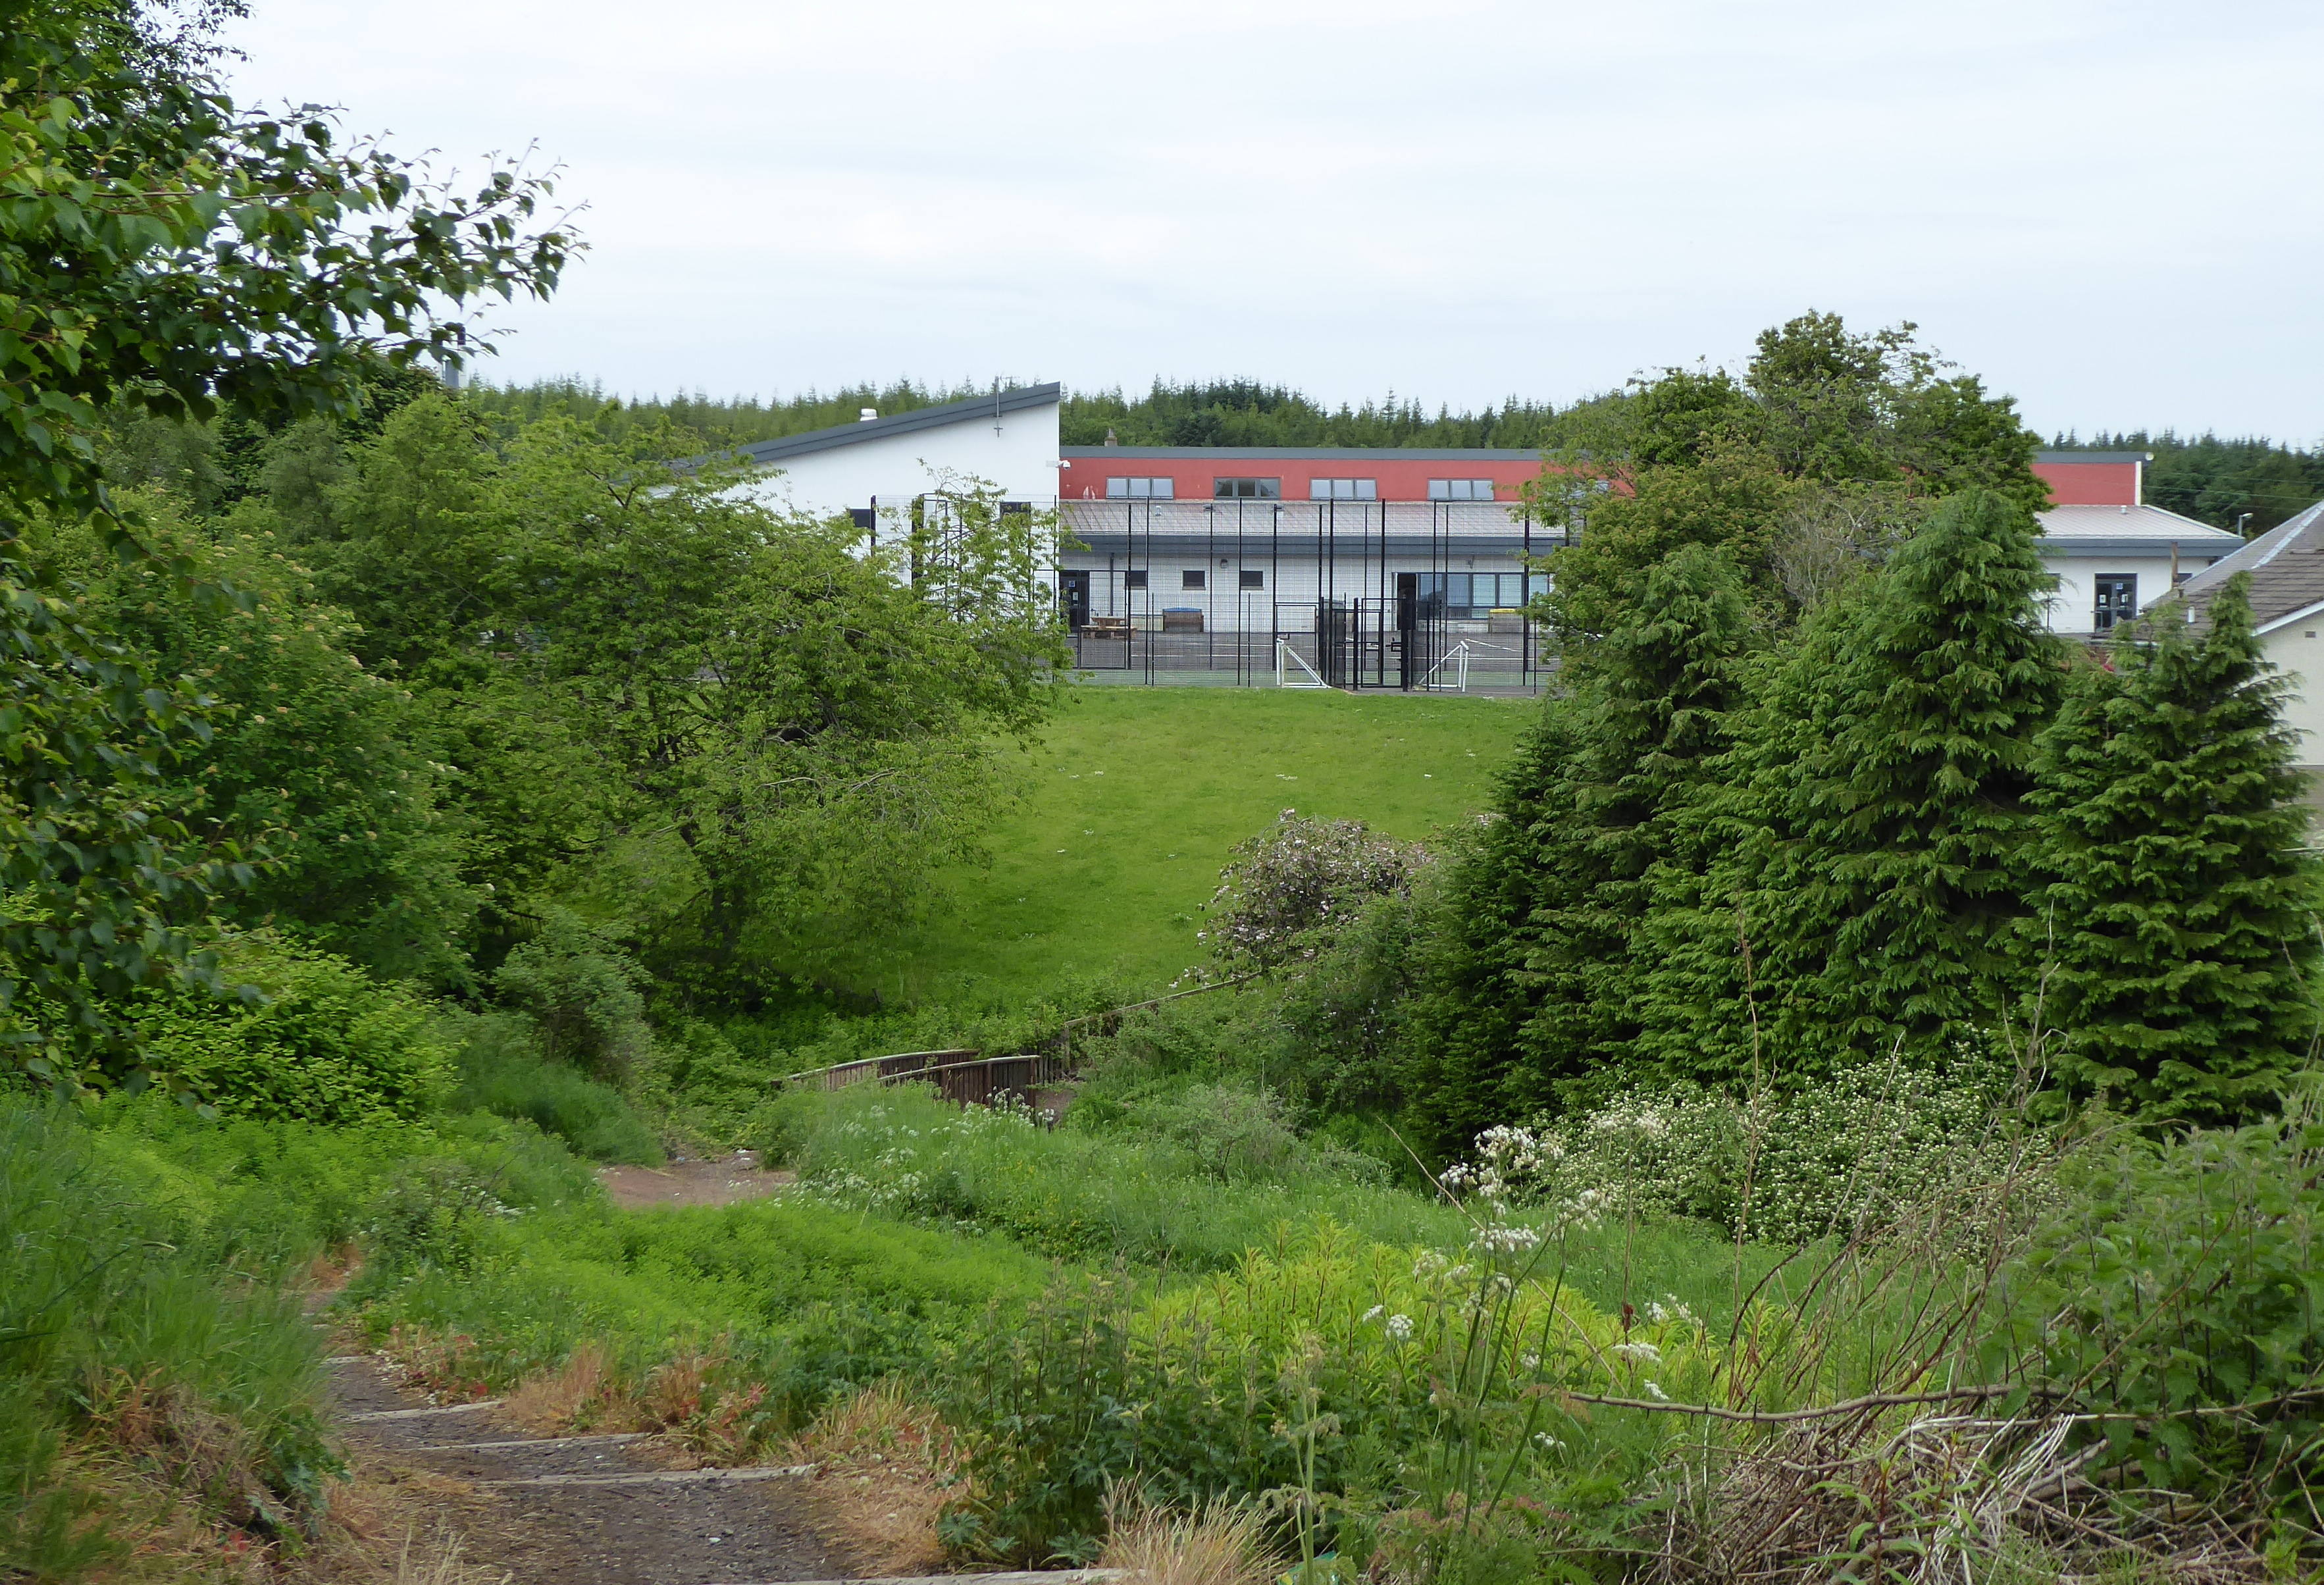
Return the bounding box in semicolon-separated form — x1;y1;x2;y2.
1062;446;1542;461
2034;450;2152;465
733;384;1061;466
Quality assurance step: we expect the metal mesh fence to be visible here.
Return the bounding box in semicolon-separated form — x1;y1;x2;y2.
1055;499;1557;694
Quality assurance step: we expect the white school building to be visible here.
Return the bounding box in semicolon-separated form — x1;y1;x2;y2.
736;384;2257;687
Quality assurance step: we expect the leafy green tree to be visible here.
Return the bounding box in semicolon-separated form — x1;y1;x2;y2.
2025;579;2319;1123
1;0;568;519
1532;313;2047;650
0;538;253;1087
1510;545;1756;1110
1641;491;2067;1081
1399;707;1580;1156
44;503;476;983
0;0;565;1084
1534;448;1797;640
495;421;1068;995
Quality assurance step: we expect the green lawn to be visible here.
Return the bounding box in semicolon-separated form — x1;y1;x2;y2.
889;686;1536;1001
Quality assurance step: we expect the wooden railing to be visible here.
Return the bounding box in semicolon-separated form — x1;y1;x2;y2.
778;974;1260;1110
778;1048;1071;1108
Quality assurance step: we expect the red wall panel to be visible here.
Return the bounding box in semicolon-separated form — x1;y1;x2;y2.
2033;461;2140;506
1060;454;1549;503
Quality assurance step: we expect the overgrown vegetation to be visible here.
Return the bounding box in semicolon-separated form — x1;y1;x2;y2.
5;1;2318;1572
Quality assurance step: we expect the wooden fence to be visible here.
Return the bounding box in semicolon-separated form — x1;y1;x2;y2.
777;975;1260;1111
779;1047;1071;1108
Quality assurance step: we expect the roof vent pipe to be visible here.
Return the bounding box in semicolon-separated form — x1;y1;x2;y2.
860;407;877;422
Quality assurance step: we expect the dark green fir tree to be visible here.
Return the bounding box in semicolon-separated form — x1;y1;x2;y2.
1402;545;1754;1154
1513;544;1755;1108
2027;578;2320;1124
1645;489;2067;1080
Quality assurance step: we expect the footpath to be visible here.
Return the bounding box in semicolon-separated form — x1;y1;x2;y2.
309;1155;1103;1585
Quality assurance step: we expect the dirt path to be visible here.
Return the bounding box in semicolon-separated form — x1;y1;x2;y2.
598;1152;798;1210
322;1351;849;1584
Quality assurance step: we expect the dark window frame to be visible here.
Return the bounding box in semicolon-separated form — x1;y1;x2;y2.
1238;569;1265;590
1123;569;1149;590
1106;476;1175;500
1212;477;1281;500
2093;573;2138;633
1181;569;1206;590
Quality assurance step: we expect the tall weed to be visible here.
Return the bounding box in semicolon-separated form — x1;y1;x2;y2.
0;1105;338;1574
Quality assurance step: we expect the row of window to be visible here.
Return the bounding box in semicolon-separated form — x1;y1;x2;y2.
1103;570;1548;602
1122;569;1267;590
1103;477;1502;502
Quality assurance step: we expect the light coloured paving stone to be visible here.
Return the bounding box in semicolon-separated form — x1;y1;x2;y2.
342;1398;505;1422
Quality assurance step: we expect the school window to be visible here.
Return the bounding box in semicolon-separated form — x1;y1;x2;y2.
1106;476;1174;499
1308;477;1378;501
1123;569;1149;590
1212;477;1281;500
1428;479;1496;502
1239;569;1265;590
2093;573;2137;633
1182;569;1206;590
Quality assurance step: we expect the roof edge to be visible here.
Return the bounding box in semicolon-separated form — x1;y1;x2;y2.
734;383;1062;467
2256;598;2324;638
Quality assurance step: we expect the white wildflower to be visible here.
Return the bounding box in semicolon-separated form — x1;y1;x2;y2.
1644;1380;1671;1401
1384;1313;1414;1341
1533;1432;1564;1451
1472;1223;1542;1255
1611;1341;1662;1365
1360;1305;1385;1324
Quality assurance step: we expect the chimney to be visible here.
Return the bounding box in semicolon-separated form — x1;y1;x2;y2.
860;407;878;422
1103;427;1119;447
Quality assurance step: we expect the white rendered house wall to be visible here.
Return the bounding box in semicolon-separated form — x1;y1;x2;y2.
740;402;1062;520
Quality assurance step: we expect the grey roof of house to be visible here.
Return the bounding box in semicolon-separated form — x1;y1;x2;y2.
2034;450;2153;465
732;384;1061;467
2033;504;2246;561
2166;500;2324;631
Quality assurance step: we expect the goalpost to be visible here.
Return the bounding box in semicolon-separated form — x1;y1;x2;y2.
1276;637;1331;689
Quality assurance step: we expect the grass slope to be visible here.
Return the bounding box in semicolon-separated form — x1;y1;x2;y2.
891;687;1532;1001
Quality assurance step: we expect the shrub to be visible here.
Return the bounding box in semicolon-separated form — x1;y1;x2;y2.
443;1008;663;1164
492;907;653;1078
1457;1056;2038;1245
1201;810;1423;975
128;932;452;1124
2001;1079;2324;1528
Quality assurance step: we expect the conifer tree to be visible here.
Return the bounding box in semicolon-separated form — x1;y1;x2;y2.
1514;545;1754;1106
1403;546;1753;1153
2026;579;2319;1124
1641;490;2067;1080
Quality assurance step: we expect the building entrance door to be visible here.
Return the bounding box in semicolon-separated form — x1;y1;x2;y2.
1058;569;1092;630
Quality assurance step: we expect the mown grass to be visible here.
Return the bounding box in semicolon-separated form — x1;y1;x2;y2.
875;687;1532;1002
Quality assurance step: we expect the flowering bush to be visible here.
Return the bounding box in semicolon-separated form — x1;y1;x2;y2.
1447;1058;2038;1245
1201;810;1424;974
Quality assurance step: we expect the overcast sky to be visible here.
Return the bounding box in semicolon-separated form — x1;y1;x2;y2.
223;0;2324;441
